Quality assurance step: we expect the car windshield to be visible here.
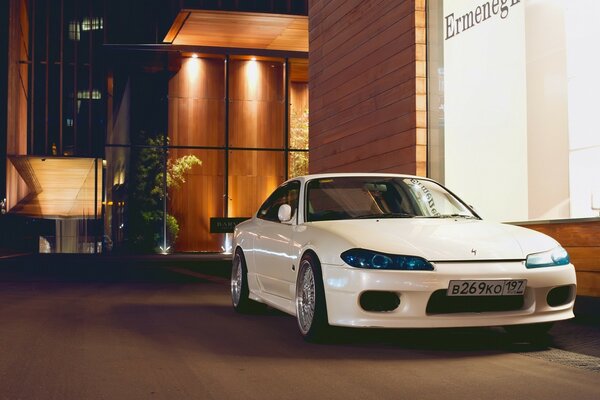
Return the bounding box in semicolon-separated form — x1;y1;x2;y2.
305;177;477;222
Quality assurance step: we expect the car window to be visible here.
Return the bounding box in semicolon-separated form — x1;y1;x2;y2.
306;177;475;222
257;181;301;223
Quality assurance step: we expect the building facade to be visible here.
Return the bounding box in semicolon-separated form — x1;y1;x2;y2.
1;0;598;295
2;0;309;253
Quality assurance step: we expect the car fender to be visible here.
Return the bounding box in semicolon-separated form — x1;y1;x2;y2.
293;224;354;267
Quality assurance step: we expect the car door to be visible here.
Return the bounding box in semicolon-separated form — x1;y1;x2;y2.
253;181;301;300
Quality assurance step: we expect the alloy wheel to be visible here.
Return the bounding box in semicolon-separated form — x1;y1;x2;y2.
296;260;316;335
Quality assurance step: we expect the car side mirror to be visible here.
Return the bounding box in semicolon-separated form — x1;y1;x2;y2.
278;204;293;223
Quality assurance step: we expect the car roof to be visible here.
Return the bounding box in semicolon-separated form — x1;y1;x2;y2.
284;172;426;185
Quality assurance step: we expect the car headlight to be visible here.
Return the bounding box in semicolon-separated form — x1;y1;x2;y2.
340;248;434;271
525;246;570;268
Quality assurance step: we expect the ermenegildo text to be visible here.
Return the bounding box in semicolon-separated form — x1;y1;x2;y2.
445;0;521;40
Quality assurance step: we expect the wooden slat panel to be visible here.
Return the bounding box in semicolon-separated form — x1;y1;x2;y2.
311;63;415;127
229;60;284;102
520;221;600;298
311;0;413;79
290;82;308;114
523;221;600;248
166;57;228;251
289;82;309;152
290;58;308;83
310;45;418;137
169;98;225;147
228;151;285;218
163;11;190;43
309;1;424;176
310;101;416;165
168;149;225;252
168;57;225;147
229;60;285;148
312;87;415;139
313;30;416;107
576;272;600;297
311;128;416;165
169;57;225;99
229;101;284;148
6;0;29;211
567;247;600;272
8;157;101;218
171;10;308;52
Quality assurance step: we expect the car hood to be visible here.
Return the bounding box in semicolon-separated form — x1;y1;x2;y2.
307;218;559;262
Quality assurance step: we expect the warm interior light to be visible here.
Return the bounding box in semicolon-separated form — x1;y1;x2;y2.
191;53;198;58
250;57;257;61
186;57;200;85
246;59;259;96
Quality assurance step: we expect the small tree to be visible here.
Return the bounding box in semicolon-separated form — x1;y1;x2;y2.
128;134;201;252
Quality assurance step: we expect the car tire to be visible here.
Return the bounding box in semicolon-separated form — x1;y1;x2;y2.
504;322;554;343
295;252;330;342
231;248;253;313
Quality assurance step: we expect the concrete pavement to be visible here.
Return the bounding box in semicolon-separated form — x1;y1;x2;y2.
0;255;598;400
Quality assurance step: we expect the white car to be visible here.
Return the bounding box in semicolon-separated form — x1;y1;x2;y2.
231;173;576;341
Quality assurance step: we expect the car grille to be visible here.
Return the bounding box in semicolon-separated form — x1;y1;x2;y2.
426;289;525;314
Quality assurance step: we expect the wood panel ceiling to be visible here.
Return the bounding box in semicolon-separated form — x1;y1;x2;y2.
8;156;101;218
165;10;308;52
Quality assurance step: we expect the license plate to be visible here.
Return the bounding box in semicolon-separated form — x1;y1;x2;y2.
447;280;527;296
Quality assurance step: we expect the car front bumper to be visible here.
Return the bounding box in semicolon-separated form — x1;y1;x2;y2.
321;261;577;328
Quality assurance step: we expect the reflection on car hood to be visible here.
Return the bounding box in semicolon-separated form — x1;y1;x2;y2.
308;218;558;261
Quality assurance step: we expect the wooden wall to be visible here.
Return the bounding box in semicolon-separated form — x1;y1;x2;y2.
168;57;225;147
228;150;285;218
168;149;225;252
228;60;286;218
168;56;287;251
289;81;309;177
6;0;29;210
520;221;600;297
229;59;284;149
290;82;309;119
308;0;426;175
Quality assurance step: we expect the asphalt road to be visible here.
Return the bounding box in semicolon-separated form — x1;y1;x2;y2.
0;255;599;400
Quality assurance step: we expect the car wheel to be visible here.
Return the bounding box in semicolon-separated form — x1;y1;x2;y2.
231;248;252;313
295;252;330;342
504;322;554;343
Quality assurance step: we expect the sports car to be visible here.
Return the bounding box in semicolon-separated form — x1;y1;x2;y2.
230;173;577;341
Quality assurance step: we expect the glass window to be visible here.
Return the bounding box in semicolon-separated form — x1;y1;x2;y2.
104;146;129;252
288;151;309;178
126;146;167;253
168;57;225;147
257;181;301;222
428;0;600;222
228;150;285;218
167;149;225;252
229;59;285;149
306;177;475;222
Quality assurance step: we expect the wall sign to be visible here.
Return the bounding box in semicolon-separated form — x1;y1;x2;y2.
445;0;521;40
210;217;250;233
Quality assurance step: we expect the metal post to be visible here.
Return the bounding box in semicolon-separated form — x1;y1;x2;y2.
88;0;93;155
94;157;98;253
101;157;106;253
284;58;290;179
29;0;36;154
224;55;230;218
59;0;64;154
162;141;168;253
44;0;49;154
